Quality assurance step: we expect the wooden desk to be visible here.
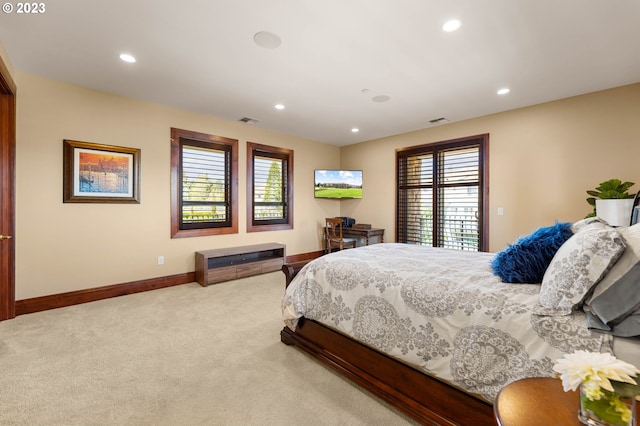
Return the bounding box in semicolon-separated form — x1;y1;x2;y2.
323;227;384;254
342;227;385;246
494;377;639;426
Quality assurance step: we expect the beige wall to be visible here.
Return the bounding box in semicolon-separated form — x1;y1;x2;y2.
0;41;15;77
15;72;341;299
340;83;640;252
13;68;640;299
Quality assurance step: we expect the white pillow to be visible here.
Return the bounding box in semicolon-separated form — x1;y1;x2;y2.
534;223;625;316
570;216;608;233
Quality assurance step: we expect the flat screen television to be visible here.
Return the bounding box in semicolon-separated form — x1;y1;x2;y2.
314;169;363;199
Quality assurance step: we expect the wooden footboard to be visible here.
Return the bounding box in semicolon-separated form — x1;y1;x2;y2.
282;261;310;288
281;320;494;425
280;262;495;426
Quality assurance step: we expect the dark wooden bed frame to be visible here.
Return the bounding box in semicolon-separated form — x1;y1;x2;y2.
280;262;496;426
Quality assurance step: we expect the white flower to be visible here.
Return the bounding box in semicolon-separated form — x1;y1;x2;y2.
553;350;640;396
581;381;604;400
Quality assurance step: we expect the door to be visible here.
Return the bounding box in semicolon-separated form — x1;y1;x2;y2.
0;54;16;321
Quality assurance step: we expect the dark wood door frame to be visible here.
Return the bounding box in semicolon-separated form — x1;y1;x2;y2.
0;54;16;321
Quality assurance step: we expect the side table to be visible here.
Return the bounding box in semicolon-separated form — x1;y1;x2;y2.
494;377;639;426
493;377;640;426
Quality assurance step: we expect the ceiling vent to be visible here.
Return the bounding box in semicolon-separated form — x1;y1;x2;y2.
239;117;259;125
429;117;449;125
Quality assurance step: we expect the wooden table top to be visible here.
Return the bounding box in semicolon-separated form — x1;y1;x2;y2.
494;377;639;426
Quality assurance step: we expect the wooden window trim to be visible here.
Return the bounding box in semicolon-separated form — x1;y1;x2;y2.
247;142;293;232
396;134;489;251
170;127;238;238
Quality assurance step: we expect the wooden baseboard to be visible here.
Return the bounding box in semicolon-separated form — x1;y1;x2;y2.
15;272;196;316
14;250;322;316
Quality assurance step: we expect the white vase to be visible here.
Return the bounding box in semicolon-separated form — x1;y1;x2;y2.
596;199;635;227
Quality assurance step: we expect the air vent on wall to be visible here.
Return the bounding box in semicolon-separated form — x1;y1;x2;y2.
429;117;449;125
239;117;259;125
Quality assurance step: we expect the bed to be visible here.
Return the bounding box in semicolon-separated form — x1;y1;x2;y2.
280;219;640;425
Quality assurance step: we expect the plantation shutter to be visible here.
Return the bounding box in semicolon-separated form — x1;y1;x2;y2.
438;146;481;250
397;136;487;251
253;153;287;223
180;139;232;229
397;152;434;246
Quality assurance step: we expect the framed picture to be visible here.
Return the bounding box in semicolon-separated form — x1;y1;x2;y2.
63;140;141;203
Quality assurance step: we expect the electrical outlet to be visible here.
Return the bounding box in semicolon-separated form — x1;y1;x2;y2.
157;256;164;265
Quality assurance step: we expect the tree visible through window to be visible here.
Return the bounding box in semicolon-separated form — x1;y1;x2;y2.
396;134;488;251
256;157;283;219
171;128;238;238
247;142;293;232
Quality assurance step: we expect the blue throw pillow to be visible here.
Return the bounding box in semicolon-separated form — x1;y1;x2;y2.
491;222;573;283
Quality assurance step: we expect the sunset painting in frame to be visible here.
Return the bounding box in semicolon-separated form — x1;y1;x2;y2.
63;140;141;203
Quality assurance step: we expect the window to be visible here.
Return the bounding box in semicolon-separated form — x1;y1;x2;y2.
171;128;238;238
247;142;293;232
396;134;488;251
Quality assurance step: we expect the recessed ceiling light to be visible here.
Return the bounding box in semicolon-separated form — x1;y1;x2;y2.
351;128;359;133
372;95;390;103
274;104;285;110
497;88;510;95
119;53;136;63
442;20;461;32
254;31;282;49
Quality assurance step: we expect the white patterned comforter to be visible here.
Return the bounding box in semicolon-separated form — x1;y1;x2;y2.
282;243;611;402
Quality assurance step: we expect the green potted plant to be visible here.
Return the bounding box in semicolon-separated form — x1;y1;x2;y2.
586;179;636;226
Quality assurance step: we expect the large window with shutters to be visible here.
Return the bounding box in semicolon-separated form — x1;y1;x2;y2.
171;128;238;238
396;134;488;251
247;142;293;232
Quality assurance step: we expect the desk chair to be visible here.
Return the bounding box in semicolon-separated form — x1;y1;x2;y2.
325;218;357;252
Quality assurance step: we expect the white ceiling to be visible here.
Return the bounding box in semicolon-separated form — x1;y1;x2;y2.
1;0;639;146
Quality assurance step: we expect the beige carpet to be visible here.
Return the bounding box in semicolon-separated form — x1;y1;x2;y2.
0;272;418;425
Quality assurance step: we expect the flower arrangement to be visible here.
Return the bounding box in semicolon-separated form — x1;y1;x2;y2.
553;350;640;426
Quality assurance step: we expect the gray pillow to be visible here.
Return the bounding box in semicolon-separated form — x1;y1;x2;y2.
586;311;640;337
583;224;640;336
586;223;640;304
589;262;640;324
611;314;640;337
534;223;626;316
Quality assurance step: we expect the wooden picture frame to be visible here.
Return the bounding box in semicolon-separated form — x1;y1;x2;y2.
63;140;141;203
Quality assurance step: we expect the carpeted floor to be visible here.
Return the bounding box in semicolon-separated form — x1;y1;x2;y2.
0;272;418;425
